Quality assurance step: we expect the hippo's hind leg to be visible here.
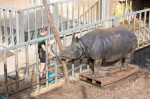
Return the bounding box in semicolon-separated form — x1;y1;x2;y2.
88;58;94;73
91;59;102;78
121;51;134;70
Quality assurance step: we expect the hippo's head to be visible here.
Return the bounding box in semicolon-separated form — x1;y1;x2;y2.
59;34;84;61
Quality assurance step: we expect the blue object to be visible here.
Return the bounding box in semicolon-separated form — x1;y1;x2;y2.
0;94;7;99
48;73;55;83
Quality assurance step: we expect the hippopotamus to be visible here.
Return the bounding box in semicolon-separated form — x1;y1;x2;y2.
59;26;138;78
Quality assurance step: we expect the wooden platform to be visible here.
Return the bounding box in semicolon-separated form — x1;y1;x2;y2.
79;64;139;86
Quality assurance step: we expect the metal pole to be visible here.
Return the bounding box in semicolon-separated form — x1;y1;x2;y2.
83;0;85;25
138;13;141;47
148;11;150;40
45;39;49;87
143;11;147;43
27;10;30;41
88;0;90;23
133;14;136;33
16;11;20;44
72;1;74;28
25;45;30;96
35;41;40;91
3;51;8;98
19;10;24;43
67;3;69;29
78;0;80;26
61;3;64;31
0;9;2;44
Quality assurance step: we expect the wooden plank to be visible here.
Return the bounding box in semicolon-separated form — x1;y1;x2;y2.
79;64;139;86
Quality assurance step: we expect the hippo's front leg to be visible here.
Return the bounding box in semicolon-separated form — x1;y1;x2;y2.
91;59;102;78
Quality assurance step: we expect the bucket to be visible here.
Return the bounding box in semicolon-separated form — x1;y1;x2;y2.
48;73;55;83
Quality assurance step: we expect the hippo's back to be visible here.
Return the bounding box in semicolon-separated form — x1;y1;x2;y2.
80;26;137;60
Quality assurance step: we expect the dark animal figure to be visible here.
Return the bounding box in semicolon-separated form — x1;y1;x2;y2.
59;26;138;78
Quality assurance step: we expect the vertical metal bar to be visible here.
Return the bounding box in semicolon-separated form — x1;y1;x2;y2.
93;0;95;22
6;10;8;45
88;26;90;32
67;3;69;29
118;18;120;26
83;0;85;25
88;0;90;23
41;6;44;28
63;34;66;47
133;14;136;33
57;4;60;32
19;10;24;43
35;41;40;91
25;45;30;96
72;60;74;76
128;15;131;30
108;20;111;28
87;61;89;71
53;3;59;31
102;22;104;29
122;16;125;27
78;0;80;26
148;11;150;40
61;3;63;31
79;59;82;73
138;13;141;47
0;9;2;44
98;0;100;20
34;6;37;39
16;11;20;44
11;11;14;46
80;29;82;37
53;36;57;54
14;48;19;98
95;24;98;29
3;9;6;44
143;11;147;43
54;60;58;84
27;10;30;41
72;1;74;28
102;0;105;20
45;39;49;88
9;10;12;45
3;51;8;97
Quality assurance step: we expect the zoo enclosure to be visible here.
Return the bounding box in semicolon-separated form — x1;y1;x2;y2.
0;7;150;98
0;0;108;46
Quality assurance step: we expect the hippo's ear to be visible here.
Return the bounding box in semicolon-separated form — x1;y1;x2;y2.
76;37;79;42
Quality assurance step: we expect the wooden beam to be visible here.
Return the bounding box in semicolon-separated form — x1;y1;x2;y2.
42;0;70;84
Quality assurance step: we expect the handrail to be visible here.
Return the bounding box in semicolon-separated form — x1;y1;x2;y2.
0;8;150;53
22;0;74;11
0;6;19;11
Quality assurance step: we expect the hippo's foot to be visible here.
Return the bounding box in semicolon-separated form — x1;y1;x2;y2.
91;72;99;78
121;63;128;70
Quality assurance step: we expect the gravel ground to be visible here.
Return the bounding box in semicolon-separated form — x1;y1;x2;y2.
28;69;150;99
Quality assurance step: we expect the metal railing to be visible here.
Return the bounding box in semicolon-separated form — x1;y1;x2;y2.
0;0;107;46
0;7;150;98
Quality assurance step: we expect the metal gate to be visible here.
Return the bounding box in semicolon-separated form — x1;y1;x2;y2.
0;2;150;99
0;0;107;46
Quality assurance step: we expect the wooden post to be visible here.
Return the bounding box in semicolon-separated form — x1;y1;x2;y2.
42;0;70;84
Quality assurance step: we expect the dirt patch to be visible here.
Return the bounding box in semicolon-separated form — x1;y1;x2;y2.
26;69;150;99
0;51;14;62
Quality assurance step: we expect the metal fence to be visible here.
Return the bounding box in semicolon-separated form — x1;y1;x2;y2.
0;7;150;98
0;0;107;46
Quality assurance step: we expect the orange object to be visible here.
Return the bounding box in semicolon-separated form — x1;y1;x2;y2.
40;51;42;58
